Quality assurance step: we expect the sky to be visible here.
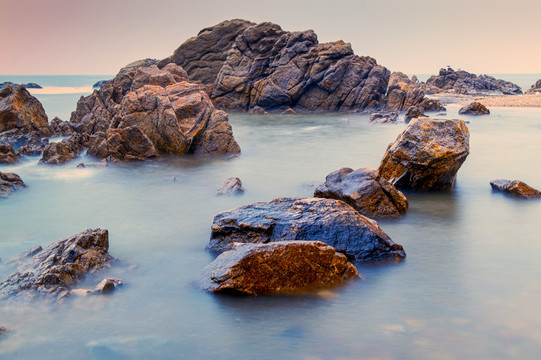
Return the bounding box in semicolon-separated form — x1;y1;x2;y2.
1;0;540;76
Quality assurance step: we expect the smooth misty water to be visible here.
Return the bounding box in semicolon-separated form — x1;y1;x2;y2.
1;76;541;359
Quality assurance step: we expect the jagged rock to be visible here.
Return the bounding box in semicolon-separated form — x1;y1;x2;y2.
314;167;408;218
404;105;425;121
0;228;116;301
49;117;74;136
0;129;48;151
70;62;240;161
525;79;541;94
0;171;25;198
217;177;244;196
93;278;123;294
0;85;50;138
424;67;522;95
384;72;445;113
92;80;107;89
200;241;360;295
458;101;490;115
208;197;406;264
370;112;398;123
0;144;18;164
378;118;470;190
39;135;84;165
490;179;541;199
77;162;108;168
249;106;268;115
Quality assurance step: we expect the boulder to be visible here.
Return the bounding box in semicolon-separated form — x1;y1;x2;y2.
458;101;490;115
0;171;25;198
39;135;84;165
0;144;18;164
0;85;50;137
490;179;541;199
217;177;244;196
70;62;240;161
208;197;406;264
404;105;425;121
370;112;398;123
378;118;470;190
200;241;360;295
249;106;268;115
48;117;74;136
314;167;408;218
93;278;123;294
0;228;117;301
525;79;541;94
384;72;444;112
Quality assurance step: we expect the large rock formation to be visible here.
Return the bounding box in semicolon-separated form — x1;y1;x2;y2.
385;72;445;112
200;241;360;295
314;167;408;218
378;118;470;190
0;172;25;198
424;67;522;95
0;228;117;301
525;79;541;95
490;179;541;199
69;61;240;161
458;102;490;115
208;197;406;264
159;20;442;113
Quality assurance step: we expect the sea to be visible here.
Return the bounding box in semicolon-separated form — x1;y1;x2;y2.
0;74;541;359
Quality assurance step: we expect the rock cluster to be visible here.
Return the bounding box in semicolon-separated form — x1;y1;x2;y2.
0;82;42;89
525;79;541;94
48;117;74;137
490;179;541;199
39;135;85;165
314;167;408;219
458;102;490;115
385;72;445;112
0;172;25;198
378;118;470;190
0;228;117;301
200;241;359;295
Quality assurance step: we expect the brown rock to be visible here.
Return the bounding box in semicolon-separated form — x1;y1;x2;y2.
200;241;360;295
0;144;18;164
0;171;25;198
0;85;50;137
87;126;159;161
490;179;541;199
93;278;123;294
404;105;425;121
49;117;74;136
39;136;84;165
314;167;408;218
458;101;490;115
378;118;470;190
249;106;268;115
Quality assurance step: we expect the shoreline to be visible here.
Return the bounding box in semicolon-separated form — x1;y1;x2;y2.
428;93;541;108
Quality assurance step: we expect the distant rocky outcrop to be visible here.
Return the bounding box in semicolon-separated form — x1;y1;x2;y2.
0;228;117;302
385;72;445;112
200;241;360;295
378;118;470;190
424;67;522;95
0;144;18;164
208;197;406;264
217;177;244;196
315;167;408;218
0;172;25;198
70;61;240;161
525;79;541;95
0;82;42;89
159;20;442;113
458;102;490;115
490;179;541;199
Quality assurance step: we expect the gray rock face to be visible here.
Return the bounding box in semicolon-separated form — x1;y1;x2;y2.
208;197;406;264
200;241;360;295
217;177;244;196
0;144;18;164
378;118;470;190
314;167;408;219
458;102;490;115
0;172;25;198
490;179;541;199
0;228;117;302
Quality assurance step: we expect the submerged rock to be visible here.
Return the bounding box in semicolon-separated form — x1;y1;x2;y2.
0;85;50;138
0;171;25;198
0;144;18;164
217;177;244;196
208;197;406;264
0;228;117;301
93;278;124;294
458;101;490;115
370;112;398;123
378;118;470;190
201;241;360;295
314;167;408;218
490;179;541;199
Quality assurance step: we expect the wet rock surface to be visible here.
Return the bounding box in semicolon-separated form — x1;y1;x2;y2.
404;105;425;121
315;167;408;219
0;228;117;302
217;177;244;196
0;172;25;198
201;241;360;295
39;136;85;165
0;144;18;164
458;101;490;115
208;197;406;263
490;179;541;199
378;118;470;190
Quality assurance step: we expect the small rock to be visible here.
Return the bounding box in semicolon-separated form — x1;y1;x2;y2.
490;179;541;199
280;108;296;115
249;106;269;115
0;144;18;164
217;177;244;196
458;101;490;115
93;278;123;294
370;112;398;123
77;162;108;168
0;171;25;198
0;327;8;337
404;106;425;121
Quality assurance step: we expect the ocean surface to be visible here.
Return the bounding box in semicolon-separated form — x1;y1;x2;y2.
1;74;541;359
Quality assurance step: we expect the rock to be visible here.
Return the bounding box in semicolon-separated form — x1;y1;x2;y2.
0;85;50;137
490;179;541;199
70;62;240;161
200;241;360;295
378;118;470;190
0;327;8;338
280;108;296;115
1;129;48;152
424;67;522;96
208;197;406;263
48;117;74;136
249;106;268;115
77;162;108;168
525;79;541;94
404;106;425;121
93;278;123;294
0;82;42;89
92;80;107;89
0;171;25;198
370;112;398;123
0;228;117;301
0;144;18;164
314;167;408;218
39;135;84;165
458;101;490;115
217;177;244;196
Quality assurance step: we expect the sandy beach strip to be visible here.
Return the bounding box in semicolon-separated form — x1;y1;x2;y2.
459;93;541;107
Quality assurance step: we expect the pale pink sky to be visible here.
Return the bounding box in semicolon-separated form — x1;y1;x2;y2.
1;0;539;75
